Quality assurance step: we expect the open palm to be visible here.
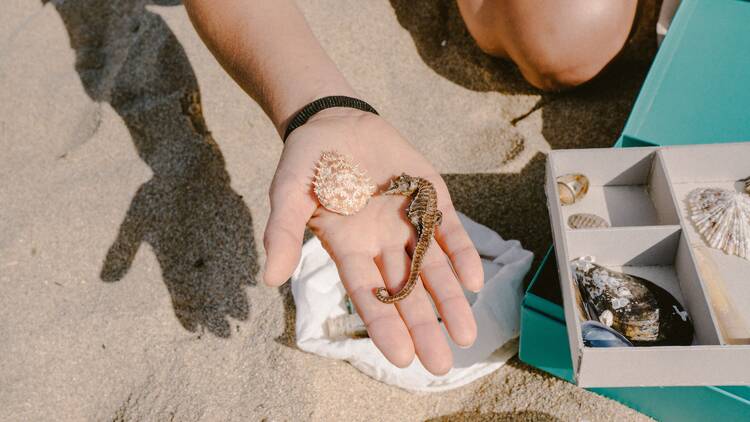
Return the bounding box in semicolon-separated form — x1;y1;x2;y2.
263;109;483;375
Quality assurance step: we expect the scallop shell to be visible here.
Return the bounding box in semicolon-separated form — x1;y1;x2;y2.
312;151;376;215
568;213;609;229
570;257;693;346
687;187;750;260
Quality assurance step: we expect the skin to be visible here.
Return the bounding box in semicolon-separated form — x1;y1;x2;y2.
184;0;483;375
184;0;638;374
457;0;639;91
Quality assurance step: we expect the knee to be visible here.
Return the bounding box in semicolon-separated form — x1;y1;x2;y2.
513;40;611;92
457;0;511;58
459;0;637;91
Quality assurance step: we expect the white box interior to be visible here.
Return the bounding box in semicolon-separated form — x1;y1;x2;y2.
550;147;679;228
546;143;750;387
661;144;750;344
564;226;721;347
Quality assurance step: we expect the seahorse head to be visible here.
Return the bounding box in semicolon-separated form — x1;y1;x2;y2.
383;173;419;196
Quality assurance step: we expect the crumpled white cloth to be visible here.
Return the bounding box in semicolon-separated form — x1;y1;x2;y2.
290;212;533;392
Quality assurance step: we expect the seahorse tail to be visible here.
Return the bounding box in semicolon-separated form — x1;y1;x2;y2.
375;229;431;304
374;287;397;304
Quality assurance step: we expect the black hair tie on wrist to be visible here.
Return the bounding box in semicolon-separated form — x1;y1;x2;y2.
283;95;379;142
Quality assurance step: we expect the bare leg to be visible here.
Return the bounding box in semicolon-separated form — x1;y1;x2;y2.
457;0;638;91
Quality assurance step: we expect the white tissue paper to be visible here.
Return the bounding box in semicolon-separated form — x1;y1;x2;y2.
290;212;533;392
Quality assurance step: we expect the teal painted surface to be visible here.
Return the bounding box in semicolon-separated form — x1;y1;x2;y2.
621;0;750;146
518;306;573;382
520;275;750;421
588;385;750;422
722;385;750;401
520;1;750;418
522;248;563;321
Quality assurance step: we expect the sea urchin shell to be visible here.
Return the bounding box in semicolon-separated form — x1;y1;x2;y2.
312;151;376;215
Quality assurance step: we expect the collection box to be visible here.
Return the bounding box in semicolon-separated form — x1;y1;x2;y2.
519;0;750;418
518;250;750;421
545;143;750;387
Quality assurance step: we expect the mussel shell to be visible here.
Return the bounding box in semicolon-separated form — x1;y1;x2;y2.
581;320;633;348
571;259;694;346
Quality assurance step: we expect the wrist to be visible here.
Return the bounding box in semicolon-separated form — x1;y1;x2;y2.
274;77;357;136
305;106;369;123
281;95;379;141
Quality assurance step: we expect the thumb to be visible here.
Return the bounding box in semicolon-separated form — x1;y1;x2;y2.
263;176;317;287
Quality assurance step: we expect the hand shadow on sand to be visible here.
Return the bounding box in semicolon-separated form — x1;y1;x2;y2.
51;0;259;338
391;0;659;265
427;410;561;422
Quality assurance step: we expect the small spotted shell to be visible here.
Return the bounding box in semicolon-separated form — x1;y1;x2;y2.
568;213;609;229
312;151;376;215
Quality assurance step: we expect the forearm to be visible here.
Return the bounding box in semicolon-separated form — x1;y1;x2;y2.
184;0;356;135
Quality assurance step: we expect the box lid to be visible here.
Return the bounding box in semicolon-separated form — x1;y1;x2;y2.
618;0;750;148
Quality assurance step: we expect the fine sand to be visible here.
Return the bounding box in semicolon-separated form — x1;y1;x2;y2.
1;0;658;420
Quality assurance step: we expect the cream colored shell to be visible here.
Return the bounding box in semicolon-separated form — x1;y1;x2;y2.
568;213;610;229
312;151;376;215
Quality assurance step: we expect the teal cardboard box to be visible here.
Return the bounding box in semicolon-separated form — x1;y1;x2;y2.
519;0;750;419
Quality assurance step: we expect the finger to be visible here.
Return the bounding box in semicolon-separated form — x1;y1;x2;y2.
100;213;144;282
376;248;452;375
263;171;317;286
433;197;483;292
338;252;415;368
419;244;477;347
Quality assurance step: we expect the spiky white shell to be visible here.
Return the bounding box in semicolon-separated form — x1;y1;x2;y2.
687;187;750;260
312;151;376;215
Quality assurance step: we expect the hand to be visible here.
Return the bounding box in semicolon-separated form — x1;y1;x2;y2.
263;109;483;375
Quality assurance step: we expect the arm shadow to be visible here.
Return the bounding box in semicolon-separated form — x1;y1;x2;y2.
427;410;561;422
52;0;259;338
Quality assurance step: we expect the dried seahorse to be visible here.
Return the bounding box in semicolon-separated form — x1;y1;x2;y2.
375;174;442;303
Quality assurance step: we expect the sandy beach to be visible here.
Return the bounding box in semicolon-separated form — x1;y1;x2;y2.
1;0;658;420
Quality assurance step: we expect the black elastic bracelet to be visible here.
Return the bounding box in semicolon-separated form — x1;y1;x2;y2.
283;96;379;142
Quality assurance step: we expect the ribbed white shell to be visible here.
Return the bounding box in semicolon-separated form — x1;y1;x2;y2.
687;187;750;260
312;151;376;215
568;213;609;229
